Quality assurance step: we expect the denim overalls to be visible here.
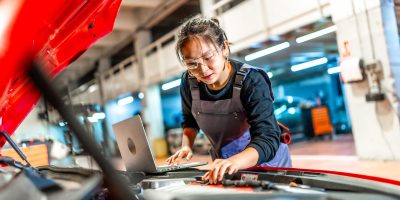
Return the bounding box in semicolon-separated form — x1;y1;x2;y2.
189;64;292;167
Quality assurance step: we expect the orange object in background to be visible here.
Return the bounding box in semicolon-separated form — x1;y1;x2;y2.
153;138;168;159
0;144;49;167
311;106;333;136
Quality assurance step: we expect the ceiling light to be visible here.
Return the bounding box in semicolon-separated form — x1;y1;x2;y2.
162;79;181;91
291;57;328;72
291;56;308;63
79;85;87;92
88;85;97;93
296;25;337;43
245;42;290;61
93;112;106;120
288;107;296;115
117;96;134;106
287;96;293;104
87;116;98;123
274;105;287;116
267;72;273;78
138;92;144;99
328;66;341;74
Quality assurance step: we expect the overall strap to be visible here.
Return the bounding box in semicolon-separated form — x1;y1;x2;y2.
234;64;275;101
234;64;252;89
188;74;200;100
232;64;252;99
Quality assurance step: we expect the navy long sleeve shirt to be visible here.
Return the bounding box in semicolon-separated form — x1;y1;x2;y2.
180;59;280;165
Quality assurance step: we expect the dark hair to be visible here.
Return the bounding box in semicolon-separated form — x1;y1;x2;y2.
175;17;229;62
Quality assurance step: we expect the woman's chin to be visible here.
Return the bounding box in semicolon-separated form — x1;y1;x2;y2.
203;77;216;85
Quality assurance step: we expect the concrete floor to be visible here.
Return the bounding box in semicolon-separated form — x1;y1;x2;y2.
289;134;400;181
156;134;400;181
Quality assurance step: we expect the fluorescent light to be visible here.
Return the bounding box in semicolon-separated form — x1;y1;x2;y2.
162;79;181;91
78;116;85;122
267;72;273;78
138;92;144;99
87;116;98;123
291;56;308;63
298;52;325;57
287;96;293;104
328;66;341;74
117;96;134;106
79;85;87;92
288;107;296;115
296;25;337;43
88;85;97;93
59;122;66;127
245;42;290;61
291;57;328;72
274;105;287;116
93;112;106;119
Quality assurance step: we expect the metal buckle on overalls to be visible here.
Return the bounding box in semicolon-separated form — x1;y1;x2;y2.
234;71;246;88
188;77;199;89
234;66;251;88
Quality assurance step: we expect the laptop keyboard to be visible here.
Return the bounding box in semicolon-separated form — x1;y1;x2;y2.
157;164;185;172
156;162;207;172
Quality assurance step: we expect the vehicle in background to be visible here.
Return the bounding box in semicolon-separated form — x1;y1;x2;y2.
273;96;314;135
274;96;352;140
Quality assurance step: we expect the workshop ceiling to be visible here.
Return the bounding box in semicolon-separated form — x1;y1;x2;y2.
54;0;200;90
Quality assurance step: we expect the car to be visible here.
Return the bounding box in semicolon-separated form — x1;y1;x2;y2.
274;96;314;135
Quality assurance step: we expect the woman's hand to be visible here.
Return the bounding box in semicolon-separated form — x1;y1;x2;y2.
201;147;259;184
201;158;239;184
165;146;193;165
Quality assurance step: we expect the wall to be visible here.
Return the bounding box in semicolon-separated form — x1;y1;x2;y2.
331;0;400;160
104;94;142;141
161;91;183;129
13;104;65;144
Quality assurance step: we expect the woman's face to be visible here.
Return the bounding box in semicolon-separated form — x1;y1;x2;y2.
181;37;229;85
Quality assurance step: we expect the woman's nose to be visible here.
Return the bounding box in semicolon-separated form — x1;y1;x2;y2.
198;62;209;73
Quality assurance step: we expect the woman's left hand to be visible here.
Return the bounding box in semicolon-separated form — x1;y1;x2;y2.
201;158;240;184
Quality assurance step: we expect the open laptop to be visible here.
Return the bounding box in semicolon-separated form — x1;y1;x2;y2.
112;115;207;173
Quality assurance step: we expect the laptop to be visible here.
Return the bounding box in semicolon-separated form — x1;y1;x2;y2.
112;115;207;173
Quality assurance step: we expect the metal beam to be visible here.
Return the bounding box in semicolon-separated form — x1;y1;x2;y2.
113;9;140;31
93;30;131;47
80;47;105;59
140;0;188;29
121;0;163;8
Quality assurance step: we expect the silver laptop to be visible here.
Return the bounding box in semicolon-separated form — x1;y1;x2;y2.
112;115;207;173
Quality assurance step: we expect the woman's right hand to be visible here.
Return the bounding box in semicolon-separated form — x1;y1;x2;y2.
165;146;193;165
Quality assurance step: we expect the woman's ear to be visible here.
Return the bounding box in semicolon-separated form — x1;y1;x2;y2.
223;40;230;57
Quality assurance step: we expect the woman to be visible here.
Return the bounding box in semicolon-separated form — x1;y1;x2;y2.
166;17;292;184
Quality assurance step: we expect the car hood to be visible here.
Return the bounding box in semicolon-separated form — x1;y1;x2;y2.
0;0;122;148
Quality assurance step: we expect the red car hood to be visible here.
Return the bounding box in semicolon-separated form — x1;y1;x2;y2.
0;0;121;148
